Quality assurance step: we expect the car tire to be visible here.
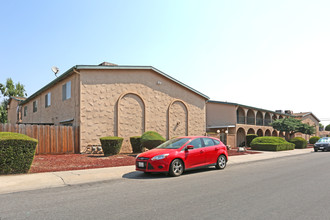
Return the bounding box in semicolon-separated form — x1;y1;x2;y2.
314;148;318;152
216;155;227;170
169;159;184;177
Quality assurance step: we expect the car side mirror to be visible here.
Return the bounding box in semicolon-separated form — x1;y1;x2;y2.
186;145;194;150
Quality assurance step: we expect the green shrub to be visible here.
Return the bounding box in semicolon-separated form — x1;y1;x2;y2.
246;134;258;147
100;136;123;156
0;132;38;174
325;124;330;131
309;136;320;144
130;136;142;153
251;143;295;151
289;137;307;149
141;131;166;150
251;136;294;151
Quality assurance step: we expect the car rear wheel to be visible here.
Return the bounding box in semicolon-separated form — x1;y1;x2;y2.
169;159;184;177
216;155;226;170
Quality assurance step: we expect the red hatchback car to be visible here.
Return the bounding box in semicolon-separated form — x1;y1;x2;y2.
136;136;228;177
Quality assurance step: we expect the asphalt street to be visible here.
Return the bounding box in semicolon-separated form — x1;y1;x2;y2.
1;152;330;220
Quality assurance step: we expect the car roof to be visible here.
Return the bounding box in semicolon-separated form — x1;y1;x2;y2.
176;136;217;139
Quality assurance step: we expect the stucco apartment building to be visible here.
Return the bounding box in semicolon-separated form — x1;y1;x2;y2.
8;62;209;153
206;100;320;148
293;112;320;140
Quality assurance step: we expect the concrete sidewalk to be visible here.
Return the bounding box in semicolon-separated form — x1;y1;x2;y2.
0;148;314;195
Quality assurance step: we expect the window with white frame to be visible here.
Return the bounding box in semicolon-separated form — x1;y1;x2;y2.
62;81;71;101
45;92;51;107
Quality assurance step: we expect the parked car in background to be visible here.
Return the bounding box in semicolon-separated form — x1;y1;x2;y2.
136;136;228;177
314;137;330;152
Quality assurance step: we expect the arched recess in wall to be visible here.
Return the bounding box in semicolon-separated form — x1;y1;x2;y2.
167;99;188;139
236;127;246;147
257;129;263;137
247;128;255;134
272;130;278;136
116;92;146;137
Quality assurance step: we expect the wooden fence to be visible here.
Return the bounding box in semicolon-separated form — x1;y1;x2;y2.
0;124;80;154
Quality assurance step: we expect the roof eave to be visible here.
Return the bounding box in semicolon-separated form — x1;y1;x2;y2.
21;66;76;105
207;100;292;116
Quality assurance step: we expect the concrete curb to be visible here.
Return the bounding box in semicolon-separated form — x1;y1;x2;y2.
0;148;314;195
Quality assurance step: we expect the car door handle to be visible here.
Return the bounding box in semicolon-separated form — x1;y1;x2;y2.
200;150;204;153
215;147;219;150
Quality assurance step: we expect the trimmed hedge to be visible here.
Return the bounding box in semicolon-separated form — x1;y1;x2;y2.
289;137;307;149
246;134;258;147
309;136;320;144
141;131;166;150
251;136;294;151
100;136;123;156
250;143;295;151
0;132;38;174
130;136;142;153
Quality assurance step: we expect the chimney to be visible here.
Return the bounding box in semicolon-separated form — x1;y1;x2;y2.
284;110;293;115
99;62;118;66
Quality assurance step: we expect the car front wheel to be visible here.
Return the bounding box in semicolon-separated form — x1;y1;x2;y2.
216;155;227;170
314;148;318;152
169;159;184;177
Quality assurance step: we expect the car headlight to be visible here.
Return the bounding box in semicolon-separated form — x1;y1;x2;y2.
151;154;169;161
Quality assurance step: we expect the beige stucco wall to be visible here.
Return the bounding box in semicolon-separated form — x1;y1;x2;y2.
294;114;320;139
21;73;80;126
301;115;319;137
7;99;20;124
206;102;236;127
79;69;207;153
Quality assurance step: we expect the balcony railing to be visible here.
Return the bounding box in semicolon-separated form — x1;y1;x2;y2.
256;118;263;126
247;117;255;125
237;116;245;124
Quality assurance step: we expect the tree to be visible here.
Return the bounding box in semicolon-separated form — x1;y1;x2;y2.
319;123;324;131
271;117;316;139
325;124;330;131
0;78;27;123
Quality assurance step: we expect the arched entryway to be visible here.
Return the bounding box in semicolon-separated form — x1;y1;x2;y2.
168;100;188;139
247;109;255;125
265;129;271;136
257;129;263;137
265;113;271;126
272;130;278;136
236;128;246;147
256;111;263;126
247;128;255;134
237;107;245;124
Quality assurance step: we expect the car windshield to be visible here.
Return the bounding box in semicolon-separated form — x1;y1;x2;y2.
156;138;190;149
317;138;330;143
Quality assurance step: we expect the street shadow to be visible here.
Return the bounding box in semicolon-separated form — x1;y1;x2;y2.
122;166;218;180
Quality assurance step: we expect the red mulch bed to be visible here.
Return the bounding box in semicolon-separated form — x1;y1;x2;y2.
29;149;261;173
29;154;137;173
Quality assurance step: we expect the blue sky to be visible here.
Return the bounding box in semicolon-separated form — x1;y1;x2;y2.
1;0;330;125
